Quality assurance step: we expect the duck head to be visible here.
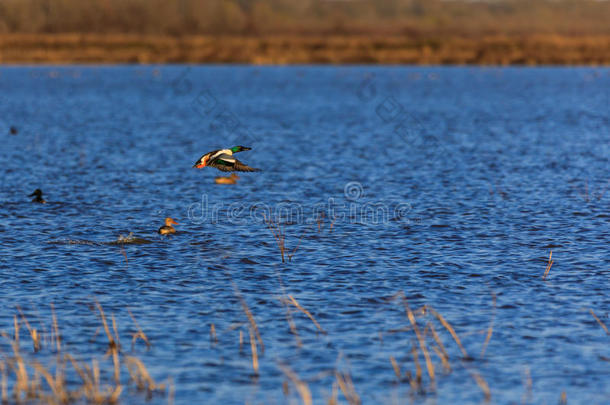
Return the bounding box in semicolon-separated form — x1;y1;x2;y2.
29;189;43;198
193;153;210;169
165;217;179;226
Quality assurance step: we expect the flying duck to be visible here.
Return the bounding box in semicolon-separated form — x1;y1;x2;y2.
29;189;46;204
158;217;179;235
193;146;260;172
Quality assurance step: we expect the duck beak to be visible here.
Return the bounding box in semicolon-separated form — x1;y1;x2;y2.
171;219;179;225
193;161;205;168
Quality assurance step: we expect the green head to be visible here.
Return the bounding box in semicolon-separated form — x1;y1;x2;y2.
231;146;251;153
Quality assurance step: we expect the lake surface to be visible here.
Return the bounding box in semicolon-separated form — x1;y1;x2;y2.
0;66;608;404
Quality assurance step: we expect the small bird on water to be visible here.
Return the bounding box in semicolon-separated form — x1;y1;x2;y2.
215;173;240;185
193;146;260;172
29;189;46;204
158;217;179;235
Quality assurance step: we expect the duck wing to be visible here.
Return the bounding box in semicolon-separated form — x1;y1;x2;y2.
209;153;261;172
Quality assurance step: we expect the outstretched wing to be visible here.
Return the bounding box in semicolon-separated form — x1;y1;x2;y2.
210;154;260;172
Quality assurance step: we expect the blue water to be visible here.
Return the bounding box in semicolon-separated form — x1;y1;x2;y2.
0;66;608;404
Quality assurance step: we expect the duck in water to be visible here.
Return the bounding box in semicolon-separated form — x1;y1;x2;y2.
29;189;46;204
158;217;179;235
193;146;260;172
215;173;240;185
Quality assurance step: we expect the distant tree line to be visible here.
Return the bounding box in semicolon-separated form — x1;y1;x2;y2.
0;0;609;36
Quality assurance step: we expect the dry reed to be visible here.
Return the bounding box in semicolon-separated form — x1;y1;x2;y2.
210;324;218;346
127;309;151;350
427;307;469;359
283;295;327;335
335;370;360;405
264;215;306;263
542;251;554;280
0;303;169;404
279;364;312;405
402;297;435;384
389;356;401;380
248;328;259;375
470;370;491;402
233;284;264;354
480;293;496;358
589;309;610;335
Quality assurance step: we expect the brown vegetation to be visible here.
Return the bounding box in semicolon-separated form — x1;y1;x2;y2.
0;0;609;37
0;1;609;64
0;303;170;404
0;33;609;64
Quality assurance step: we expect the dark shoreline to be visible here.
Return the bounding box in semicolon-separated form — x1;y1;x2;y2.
1;34;610;65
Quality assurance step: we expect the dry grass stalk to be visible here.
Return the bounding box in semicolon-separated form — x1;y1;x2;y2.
232;282;265;354
432;345;451;373
470;371;491;402
95;303;119;354
285;295;327;335
428;323;449;361
264;215;306;263
402;297;435;383
127;309;151;350
0;361;7;403
11;348;29;400
13;315;20;348
328;381;339;405
119;245;128;267
480;293;496;358
410;344;422;388
210;324;218;345
279;296;302;348
288;231;307;262
589;309;610;335
167;378;175;405
239;330;243;351
265;215;287;263
16;306;41;352
1;305;168;405
125;356;165;394
33;362;69;403
428;307;469;358
389;356;401;380
279;364;312;405
335;371;360;405
110;314;121;384
249;328;259;375
51;304;61;353
542;250;554;280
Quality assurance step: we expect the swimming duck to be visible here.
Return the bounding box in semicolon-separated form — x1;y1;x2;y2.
193;146;260;172
29;189;46;204
158;217;179;235
215;173;240;185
